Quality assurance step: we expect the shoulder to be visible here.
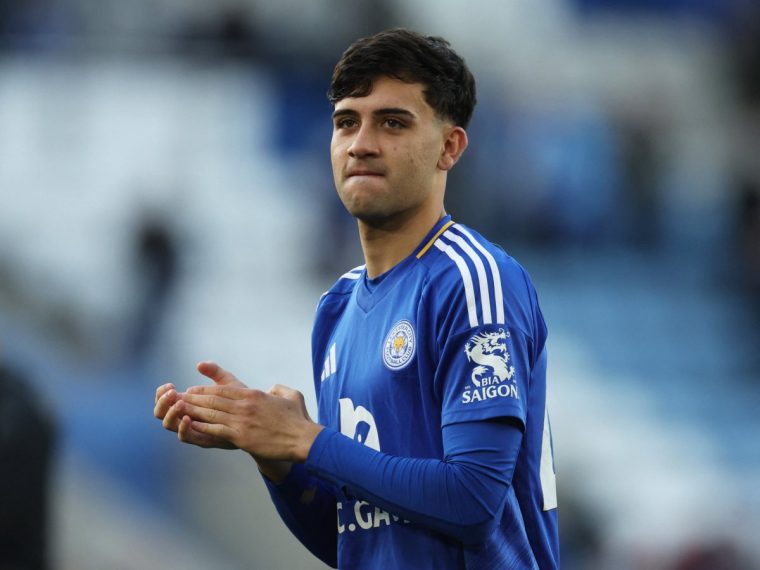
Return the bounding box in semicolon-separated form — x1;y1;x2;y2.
320;264;364;299
314;264;363;314
422;223;525;279
420;223;539;335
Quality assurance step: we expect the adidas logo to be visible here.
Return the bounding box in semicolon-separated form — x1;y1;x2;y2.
320;343;337;382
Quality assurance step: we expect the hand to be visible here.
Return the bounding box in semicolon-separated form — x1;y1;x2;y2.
172;363;323;463
152;362;245;449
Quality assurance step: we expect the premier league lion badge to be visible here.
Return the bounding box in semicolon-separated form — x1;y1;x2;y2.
382;320;416;370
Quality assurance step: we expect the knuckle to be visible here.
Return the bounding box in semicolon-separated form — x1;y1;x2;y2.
238;398;252;413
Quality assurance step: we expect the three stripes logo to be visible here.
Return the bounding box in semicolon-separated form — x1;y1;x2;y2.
320;343;337;382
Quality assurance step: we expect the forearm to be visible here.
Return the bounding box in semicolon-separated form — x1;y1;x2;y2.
305;420;521;545
254;457;293;484
263;463;339;567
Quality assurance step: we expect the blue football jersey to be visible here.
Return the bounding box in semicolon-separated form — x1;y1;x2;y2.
311;215;559;569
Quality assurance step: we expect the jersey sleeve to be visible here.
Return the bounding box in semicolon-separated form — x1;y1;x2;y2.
426;255;544;429
305;418;523;546
437;325;533;428
263;464;339;568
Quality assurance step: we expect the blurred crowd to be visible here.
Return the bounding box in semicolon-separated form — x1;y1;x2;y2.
1;1;759;569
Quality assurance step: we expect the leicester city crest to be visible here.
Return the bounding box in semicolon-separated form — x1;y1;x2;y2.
382;320;416;370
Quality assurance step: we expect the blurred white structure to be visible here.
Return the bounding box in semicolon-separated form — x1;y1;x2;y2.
1;2;758;568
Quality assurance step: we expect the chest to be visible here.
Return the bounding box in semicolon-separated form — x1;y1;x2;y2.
316;276;442;456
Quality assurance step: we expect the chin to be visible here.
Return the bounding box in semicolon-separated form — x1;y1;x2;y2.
345;205;385;223
340;192;386;219
342;202;387;224
352;206;415;230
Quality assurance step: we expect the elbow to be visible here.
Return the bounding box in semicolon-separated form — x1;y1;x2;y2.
455;514;500;546
446;479;510;546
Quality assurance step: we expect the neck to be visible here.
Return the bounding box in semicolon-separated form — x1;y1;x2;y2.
358;205;446;279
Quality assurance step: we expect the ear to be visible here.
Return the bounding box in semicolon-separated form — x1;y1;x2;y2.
437;126;469;171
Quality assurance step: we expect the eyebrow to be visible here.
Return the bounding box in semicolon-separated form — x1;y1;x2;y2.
332;107;418;121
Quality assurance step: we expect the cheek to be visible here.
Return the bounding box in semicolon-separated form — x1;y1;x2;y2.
330;134;345;157
330;144;344;171
406;142;439;173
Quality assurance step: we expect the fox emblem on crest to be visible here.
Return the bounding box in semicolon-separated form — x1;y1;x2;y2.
464;329;516;387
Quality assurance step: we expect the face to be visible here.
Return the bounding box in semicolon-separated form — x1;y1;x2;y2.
330;76;454;227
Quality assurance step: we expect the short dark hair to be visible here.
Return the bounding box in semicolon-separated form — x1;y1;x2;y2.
328;28;477;129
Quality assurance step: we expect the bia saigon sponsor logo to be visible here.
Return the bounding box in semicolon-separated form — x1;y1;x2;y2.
462;328;519;404
382;320;416;371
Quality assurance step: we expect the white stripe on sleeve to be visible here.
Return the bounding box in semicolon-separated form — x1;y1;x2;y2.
434;240;478;328
443;230;492;325
329;343;337;374
340;265;365;280
454;225;505;324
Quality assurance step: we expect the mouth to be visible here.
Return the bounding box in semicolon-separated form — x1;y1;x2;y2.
347;172;384;179
346;166;385;178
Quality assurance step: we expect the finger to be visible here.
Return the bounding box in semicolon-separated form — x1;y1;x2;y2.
154;389;179;420
186;384;251;399
162;399;186;432
191;419;237;442
177;415;194;442
182;392;239;413
175;399;233;426
178;415;210;446
155;383;176;405
196;361;244;387
178;415;222;448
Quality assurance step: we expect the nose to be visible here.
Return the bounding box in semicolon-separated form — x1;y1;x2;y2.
347;124;379;158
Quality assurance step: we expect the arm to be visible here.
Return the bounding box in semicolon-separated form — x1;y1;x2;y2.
306;418;522;545
262;464;338;567
168;363;522;546
157;365;338;562
263;419;519;563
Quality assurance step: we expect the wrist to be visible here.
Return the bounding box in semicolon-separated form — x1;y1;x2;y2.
254;456;293;484
296;422;325;463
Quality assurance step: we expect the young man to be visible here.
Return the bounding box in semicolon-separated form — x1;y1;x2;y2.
154;29;559;569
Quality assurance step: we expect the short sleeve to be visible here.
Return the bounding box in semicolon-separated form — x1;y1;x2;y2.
421;248;539;429
438;324;532;428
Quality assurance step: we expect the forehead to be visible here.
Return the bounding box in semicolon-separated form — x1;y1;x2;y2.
333;76;433;116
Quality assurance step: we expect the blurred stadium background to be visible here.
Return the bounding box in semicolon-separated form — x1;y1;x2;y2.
1;1;759;568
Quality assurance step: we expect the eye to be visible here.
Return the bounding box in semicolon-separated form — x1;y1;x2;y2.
383;118;405;129
334;117;358;129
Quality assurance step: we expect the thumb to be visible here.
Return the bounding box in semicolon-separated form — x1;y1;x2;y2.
268;383;302;401
196;361;245;387
269;384;311;421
